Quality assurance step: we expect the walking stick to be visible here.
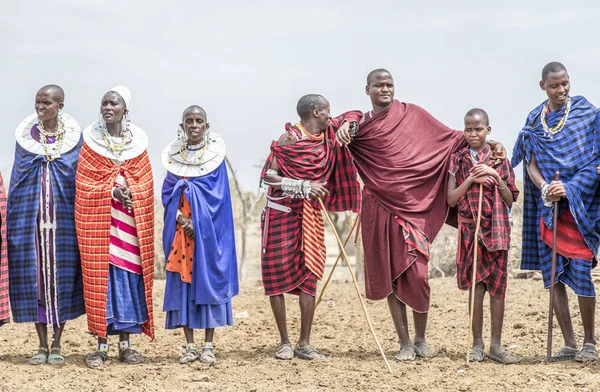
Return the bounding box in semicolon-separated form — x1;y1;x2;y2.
316;213;360;309
466;184;484;363
546;171;560;363
318;198;393;374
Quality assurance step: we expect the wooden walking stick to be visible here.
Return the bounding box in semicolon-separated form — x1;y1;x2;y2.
546;171;560;363
318;198;393;374
316;213;360;309
466;184;484;363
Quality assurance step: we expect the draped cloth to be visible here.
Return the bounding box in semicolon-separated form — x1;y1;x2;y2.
260;112;362;296
449;145;519;299
75;143;155;339
348;100;466;311
0;173;9;325
161;162;238;314
8;138;85;323
511;96;600;295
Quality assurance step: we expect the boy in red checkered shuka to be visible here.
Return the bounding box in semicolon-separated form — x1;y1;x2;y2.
447;108;520;364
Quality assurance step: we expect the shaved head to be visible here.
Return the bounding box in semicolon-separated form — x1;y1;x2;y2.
367;68;392;85
542;62;568;81
296;94;328;122
182;105;207;121
464;108;489;126
37;84;65;102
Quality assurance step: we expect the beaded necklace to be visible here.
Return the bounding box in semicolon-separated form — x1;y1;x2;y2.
541;97;571;137
38;120;66;161
179;136;208;165
296;122;324;141
102;127;134;153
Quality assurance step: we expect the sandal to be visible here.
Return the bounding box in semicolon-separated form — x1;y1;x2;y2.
275;343;294;360
294;345;331;360
180;343;200;364
575;344;598;363
469;346;485;362
199;342;216;364
414;340;435;358
119;348;144;364
487;350;521;365
47;347;65;366
551;346;578;362
394;345;417;362
86;351;108;369
29;347;49;365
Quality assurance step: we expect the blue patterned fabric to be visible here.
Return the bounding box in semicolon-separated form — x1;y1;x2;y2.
162;161;238;327
7;138;85;323
512;96;600;291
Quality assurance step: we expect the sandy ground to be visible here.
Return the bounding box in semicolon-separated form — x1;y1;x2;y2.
0;277;599;392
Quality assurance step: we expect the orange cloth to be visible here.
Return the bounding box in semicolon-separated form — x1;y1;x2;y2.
166;194;195;283
540;208;594;262
75;143;155;339
301;200;326;280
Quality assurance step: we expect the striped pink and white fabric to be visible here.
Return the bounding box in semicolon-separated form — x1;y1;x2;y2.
109;174;142;275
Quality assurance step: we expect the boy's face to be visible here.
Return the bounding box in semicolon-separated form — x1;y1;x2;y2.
464;114;490;150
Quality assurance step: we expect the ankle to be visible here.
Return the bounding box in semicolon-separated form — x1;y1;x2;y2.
118;340;131;352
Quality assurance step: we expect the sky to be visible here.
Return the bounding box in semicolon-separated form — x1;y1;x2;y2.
2;0;600;192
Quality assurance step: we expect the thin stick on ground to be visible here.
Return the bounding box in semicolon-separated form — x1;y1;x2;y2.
316;213;360;309
466;184;484;363
318;198;392;374
546;171;560;363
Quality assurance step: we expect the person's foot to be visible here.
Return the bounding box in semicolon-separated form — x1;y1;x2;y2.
551;346;578;362
575;344;598;362
275;343;294;360
394;345;416;361
179;343;199;364
469;346;485;362
47;347;65;365
294;345;331;360
118;341;144;365
413;340;435;358
487;346;520;365
28;347;48;365
86;351;108;369
199;342;216;364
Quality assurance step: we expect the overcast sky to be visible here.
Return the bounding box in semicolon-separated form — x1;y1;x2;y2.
2;0;600;191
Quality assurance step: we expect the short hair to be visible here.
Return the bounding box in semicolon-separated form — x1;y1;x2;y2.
38;84;65;102
464;108;489;126
296;94;327;121
367;68;392;85
182;105;207;121
542;62;568;81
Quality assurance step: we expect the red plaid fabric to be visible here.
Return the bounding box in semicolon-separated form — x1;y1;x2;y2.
75;144;155;339
260;112;361;295
449;144;519;299
0;173;9;323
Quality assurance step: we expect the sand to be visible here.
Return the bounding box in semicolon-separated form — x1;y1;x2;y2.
0;277;598;392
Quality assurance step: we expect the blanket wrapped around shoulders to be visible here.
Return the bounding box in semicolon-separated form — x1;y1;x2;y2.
75;143;155;339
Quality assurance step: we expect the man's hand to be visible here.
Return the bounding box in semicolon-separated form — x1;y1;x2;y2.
309;182;330;199
114;186;134;210
336;122;352;146
177;215;194;238
490;141;506;164
546;180;566;201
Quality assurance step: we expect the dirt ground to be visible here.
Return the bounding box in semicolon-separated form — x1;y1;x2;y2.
0;277;599;392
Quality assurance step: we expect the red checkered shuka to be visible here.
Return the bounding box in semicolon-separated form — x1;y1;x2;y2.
448;144;519;299
75;143;155;339
260;112;361;294
0;173;9;323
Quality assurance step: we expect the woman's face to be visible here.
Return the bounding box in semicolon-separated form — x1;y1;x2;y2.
101;92;127;124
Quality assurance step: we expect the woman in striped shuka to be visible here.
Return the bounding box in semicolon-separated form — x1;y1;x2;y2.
75;86;155;369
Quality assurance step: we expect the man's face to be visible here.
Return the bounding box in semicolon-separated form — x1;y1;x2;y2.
35;89;63;123
315;101;332;132
366;73;394;107
182;110;208;145
463;114;490;150
540;70;570;109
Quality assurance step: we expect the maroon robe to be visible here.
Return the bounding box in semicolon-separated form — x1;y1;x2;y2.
349;100;466;312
